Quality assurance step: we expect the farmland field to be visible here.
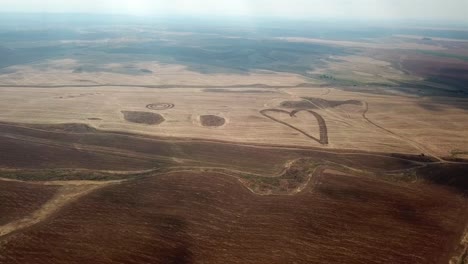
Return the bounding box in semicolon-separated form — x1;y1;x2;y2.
0;13;468;264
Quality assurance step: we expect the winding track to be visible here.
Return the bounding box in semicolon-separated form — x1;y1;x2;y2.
0;179;122;239
362;101;444;162
0;163;333;240
299;97;448;162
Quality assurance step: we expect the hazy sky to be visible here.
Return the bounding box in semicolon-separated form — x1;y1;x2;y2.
2;0;468;22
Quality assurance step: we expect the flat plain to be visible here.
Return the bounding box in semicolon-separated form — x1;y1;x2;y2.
1;16;468;264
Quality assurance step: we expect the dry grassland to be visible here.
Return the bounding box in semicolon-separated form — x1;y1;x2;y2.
0;86;466;158
0;60;309;87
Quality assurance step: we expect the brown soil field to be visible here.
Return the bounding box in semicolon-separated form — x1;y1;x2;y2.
0;122;422;176
0;179;121;239
0;170;466;264
25;123;98;133
414;163;468;193
121;111;165;125
369;50;468;87
1;121;467;193
0;180;58;226
400;54;468;82
200;115;225;127
0;126;159;172
0;121;467;263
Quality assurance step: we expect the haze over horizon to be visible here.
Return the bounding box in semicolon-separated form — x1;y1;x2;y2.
1;0;468;24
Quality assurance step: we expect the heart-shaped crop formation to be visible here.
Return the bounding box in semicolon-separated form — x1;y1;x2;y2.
260;109;328;145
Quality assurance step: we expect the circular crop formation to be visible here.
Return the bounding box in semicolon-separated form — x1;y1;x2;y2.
146;103;175;110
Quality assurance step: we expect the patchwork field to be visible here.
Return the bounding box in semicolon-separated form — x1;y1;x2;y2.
1;16;468;264
0;85;466;159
